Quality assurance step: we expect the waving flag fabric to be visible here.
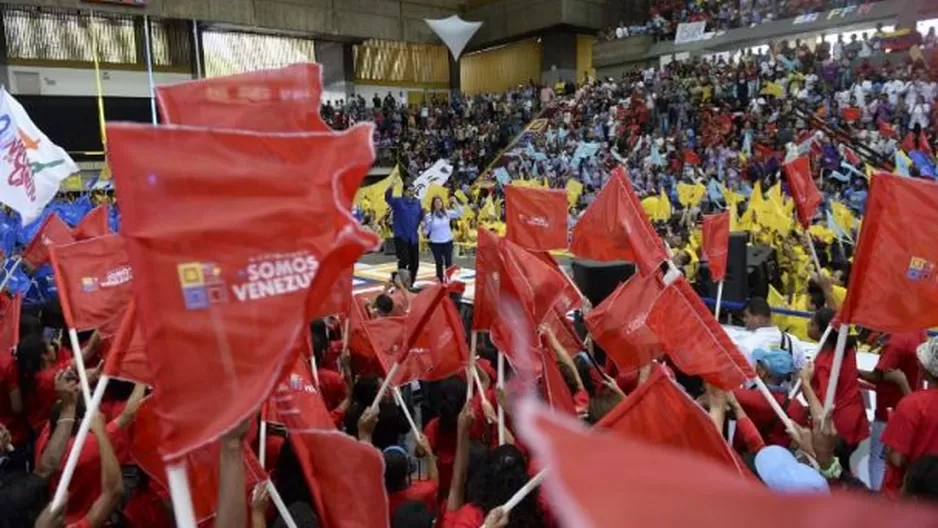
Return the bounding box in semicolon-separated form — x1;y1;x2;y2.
701;212;730;281
107;122;377;460
840;173;938;333
783;155;822;229
471;227;501;331
49;234;133;332
584;273;662;372
0;294;21;354
156;63;330;133
505;185;569;250
101;299;150;385
21;213;74;267
72;205;110;241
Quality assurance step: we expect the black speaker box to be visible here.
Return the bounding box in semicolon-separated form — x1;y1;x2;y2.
699;232;749;304
747;244;777;299
570;259;637;307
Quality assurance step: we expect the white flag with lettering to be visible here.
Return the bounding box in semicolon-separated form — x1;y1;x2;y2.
0;88;78;225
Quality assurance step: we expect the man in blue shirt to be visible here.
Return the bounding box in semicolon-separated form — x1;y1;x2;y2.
385;175;423;286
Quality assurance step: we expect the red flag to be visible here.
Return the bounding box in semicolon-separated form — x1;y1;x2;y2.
877;119;898;139
646;277;755;390
596;365;745;473
840;173;938;333
101;299;150;385
584;273;662;372
471;227;501;331
347;295;375;357
842;145;861;167
267;352;334;431
499;239;569;327
541;349;578;417
570;167;668;274
504;185;569;250
156;63;330;133
516;400;938;528
48;234;133;332
72;205;110;241
921;131;934;157
530;250;581;315
107;122;377;460
783;155;822;229
683;149;701;166
901;132;917;153
0;294;21;354
840;106;862;122
21;214;74;267
702;212;730;281
544;306;583;357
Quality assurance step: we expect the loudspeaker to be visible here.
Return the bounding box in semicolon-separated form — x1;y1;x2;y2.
699;233;749;303
747;244;777;299
570;259;636;307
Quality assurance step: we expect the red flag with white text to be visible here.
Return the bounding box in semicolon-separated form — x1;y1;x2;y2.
702;212;730;281
107;122;377;460
505;185;569;250
584;273;663;372
21;214;74;267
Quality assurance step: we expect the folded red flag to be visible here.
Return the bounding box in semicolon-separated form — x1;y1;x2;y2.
702;212;730;281
72;205;110;241
107;122;377;460
499;239;569;327
472;227;501;331
130;399;267;524
646;277;755;390
21;213;74;267
267;351;334;431
505;185;569;250
584;273;662;372
570;167;668;274
517;399;938;528
0;294;21;354
840;106;861;122
783;155;822;229
596;365;745;473
102;299;150;385
840;173;938;333
156;63;330;133
921;131;934;158
901;132;917;153
49;234;133;332
530;250;581;315
541;348;578;417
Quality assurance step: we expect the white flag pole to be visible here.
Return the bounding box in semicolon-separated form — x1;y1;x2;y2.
393;387;421;438
258;419;268;468
370;362;400;412
497;351;505;445
191;19;202;79
66;328;94;406
167;463;197;528
0;256;22;293
50;374;109;511
822;324;850;417
142;15;158;125
477;468;548;527
265;481;299;528
714;280;725;321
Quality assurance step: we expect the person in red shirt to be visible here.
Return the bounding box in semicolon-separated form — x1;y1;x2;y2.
733;348;809;449
806;308;870;469
860;330;927;491
385;434;439;523
881;338;938;497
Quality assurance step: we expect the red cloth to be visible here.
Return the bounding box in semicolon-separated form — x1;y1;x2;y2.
881;387;938;495
122;485;175;528
52;419;129;524
646;277;755;390
0;294;20;356
440;503;486;528
101;299;150;385
901;132;918;153
387;479;439;520
874;331;927;422
106;121;376;460
584;273;662;372
22;214;74;267
840;106;862;122
528;251;581;315
72;205;110;241
683;149;701;166
518;401;938;528
155;63;330;133
783;155;822;229
596;365;746;474
49;234;132;332
541;353;577;417
0;294;24;443
702;212;730;281
265;352;334;431
471;227;500;331
570;167;668;273
317;368;347;411
26;355;72;431
504;186;569;250
812;345;870;446
733;388;808;448
877;119;898;139
920;131;933;157
840;173;938;333
734;415;766;453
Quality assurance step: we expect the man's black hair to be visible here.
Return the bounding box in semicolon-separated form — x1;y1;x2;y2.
743;297;772;318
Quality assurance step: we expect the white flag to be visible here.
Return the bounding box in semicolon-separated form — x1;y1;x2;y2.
0;88;78;225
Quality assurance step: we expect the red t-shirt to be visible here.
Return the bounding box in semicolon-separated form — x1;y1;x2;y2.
387;479;439;521
122;485;175;527
66;519;92;528
26;353;73;431
440;503;485;528
812;345;870;446
733;387;809;448
881;387;938;495
317;368;347;411
0;350;27;445
874;332;926;422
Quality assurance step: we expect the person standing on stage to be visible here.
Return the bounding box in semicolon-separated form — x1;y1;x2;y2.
386;173;423;285
423;195;463;282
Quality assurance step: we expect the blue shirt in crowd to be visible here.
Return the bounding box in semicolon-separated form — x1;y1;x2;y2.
386;187;423;244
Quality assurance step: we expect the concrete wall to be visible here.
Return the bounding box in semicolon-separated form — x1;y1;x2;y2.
6;65;190;97
465;0;611;49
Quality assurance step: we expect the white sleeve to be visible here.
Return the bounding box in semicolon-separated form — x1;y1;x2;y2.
790;336;807;371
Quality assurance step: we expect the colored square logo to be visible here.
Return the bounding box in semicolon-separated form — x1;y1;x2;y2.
207;284;228;304
81;277;97;292
177;263;205;288
182;286;209;311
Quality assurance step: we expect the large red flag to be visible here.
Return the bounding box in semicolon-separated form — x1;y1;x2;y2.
596;365;745;473
530;250;581;315
783;155;822;229
267;352;334;431
107;122;377;460
516;399;938;528
21;214;74;267
498;239;569;327
840;173;938;333
48;234;133;332
156;63;330;133
101;299;150;385
504;185;569;250
701;212;730;281
130;400;267;524
584;273;662;372
72;205;110;241
646;277;755;390
570;167;668;274
472;227;501;331
0;294;21;354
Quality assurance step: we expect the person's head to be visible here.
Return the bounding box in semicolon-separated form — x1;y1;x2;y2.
752;348;794;387
15;334;55;398
383;445;411;492
742;298;772;330
466;445;544;524
916;339;938;384
903;456;938;503
403;184;415;199
431;196;444;214
808;307;836;345
392;500;435;528
754;446;829;494
437;377;467;432
374;294;395;317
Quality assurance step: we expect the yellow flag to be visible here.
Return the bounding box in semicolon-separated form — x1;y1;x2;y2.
831;201;856;232
565;179;583;206
677;182;706;207
720;183;743;208
864;164;875;180
354;165;402;219
767;182;785;209
808;224;834;244
455;190;469;204
657;189;672;221
761;82;784;98
421;183;449;209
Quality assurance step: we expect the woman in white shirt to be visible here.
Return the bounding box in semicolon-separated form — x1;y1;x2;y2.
423;196;463;282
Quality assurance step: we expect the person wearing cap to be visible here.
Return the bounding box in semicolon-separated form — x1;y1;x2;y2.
753;445;830;494
880;338;938;497
386;174;423;286
733;348;808;448
737;297;807;374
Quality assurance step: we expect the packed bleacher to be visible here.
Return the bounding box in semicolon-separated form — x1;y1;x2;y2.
0;23;937;528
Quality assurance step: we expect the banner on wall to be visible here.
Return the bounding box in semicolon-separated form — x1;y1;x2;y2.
413;159;453;199
674;21;708;44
